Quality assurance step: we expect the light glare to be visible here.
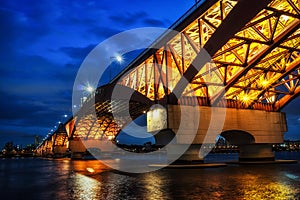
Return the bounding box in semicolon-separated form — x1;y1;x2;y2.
86;85;94;93
116;55;123;62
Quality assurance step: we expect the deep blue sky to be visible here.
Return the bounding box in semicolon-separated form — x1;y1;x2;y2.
0;0;299;147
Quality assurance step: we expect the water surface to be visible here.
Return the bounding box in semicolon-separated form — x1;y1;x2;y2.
0;153;300;200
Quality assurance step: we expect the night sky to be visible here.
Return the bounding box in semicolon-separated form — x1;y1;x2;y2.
0;0;299;148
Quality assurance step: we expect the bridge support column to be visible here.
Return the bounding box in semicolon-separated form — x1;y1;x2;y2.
68;139;86;159
238;144;274;161
168;144;204;164
154;129;204;164
53;146;67;158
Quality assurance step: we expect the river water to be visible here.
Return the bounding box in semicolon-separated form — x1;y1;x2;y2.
0;152;300;200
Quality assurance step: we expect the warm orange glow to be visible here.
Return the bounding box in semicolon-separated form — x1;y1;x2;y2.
242;95;250;102
259;78;269;88
86;167;95;173
107;135;114;140
240;93;252;105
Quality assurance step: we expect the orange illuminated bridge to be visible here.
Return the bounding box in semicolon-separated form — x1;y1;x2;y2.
37;0;299;162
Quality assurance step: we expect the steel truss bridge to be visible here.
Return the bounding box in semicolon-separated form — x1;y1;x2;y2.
37;0;299;159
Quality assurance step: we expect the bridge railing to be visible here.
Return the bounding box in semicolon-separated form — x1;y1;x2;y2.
178;96;275;111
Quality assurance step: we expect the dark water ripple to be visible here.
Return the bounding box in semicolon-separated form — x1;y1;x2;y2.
0;152;300;200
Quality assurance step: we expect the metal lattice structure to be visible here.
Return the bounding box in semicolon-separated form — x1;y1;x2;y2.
71;84;152;141
116;0;299;111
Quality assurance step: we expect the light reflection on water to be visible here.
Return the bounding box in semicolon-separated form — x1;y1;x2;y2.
0;155;300;200
69;173;101;200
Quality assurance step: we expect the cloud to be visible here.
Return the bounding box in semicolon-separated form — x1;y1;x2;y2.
0;54;75;97
0;1;55;53
143;18;166;27
0;88;70;148
0;90;69;125
109;11;147;26
108;11;168;28
89;26;122;40
60;44;96;60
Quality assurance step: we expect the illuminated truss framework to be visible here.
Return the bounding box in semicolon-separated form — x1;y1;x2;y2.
52;131;68;149
118;0;299;111
69;85;151;141
74;108;120;141
38;137;53;155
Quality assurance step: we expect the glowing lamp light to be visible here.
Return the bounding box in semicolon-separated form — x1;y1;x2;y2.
259;79;269;88
86;168;95;173
242;95;249;102
115;55;123;63
64;114;68;118
241;94;251;105
86;85;94;93
107;135;114;140
261;80;269;87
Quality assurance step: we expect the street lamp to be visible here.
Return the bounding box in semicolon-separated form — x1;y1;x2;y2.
86;85;94;94
80;83;96;106
115;55;123;63
84;83;95;94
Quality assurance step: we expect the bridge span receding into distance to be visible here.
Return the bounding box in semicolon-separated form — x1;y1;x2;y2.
36;0;299;163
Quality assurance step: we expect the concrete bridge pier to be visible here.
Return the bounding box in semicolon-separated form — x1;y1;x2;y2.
154;129;204;164
157;142;276;163
52;146;68;158
238;144;274;161
170;144;204;164
68;139;86;159
68;138;115;159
